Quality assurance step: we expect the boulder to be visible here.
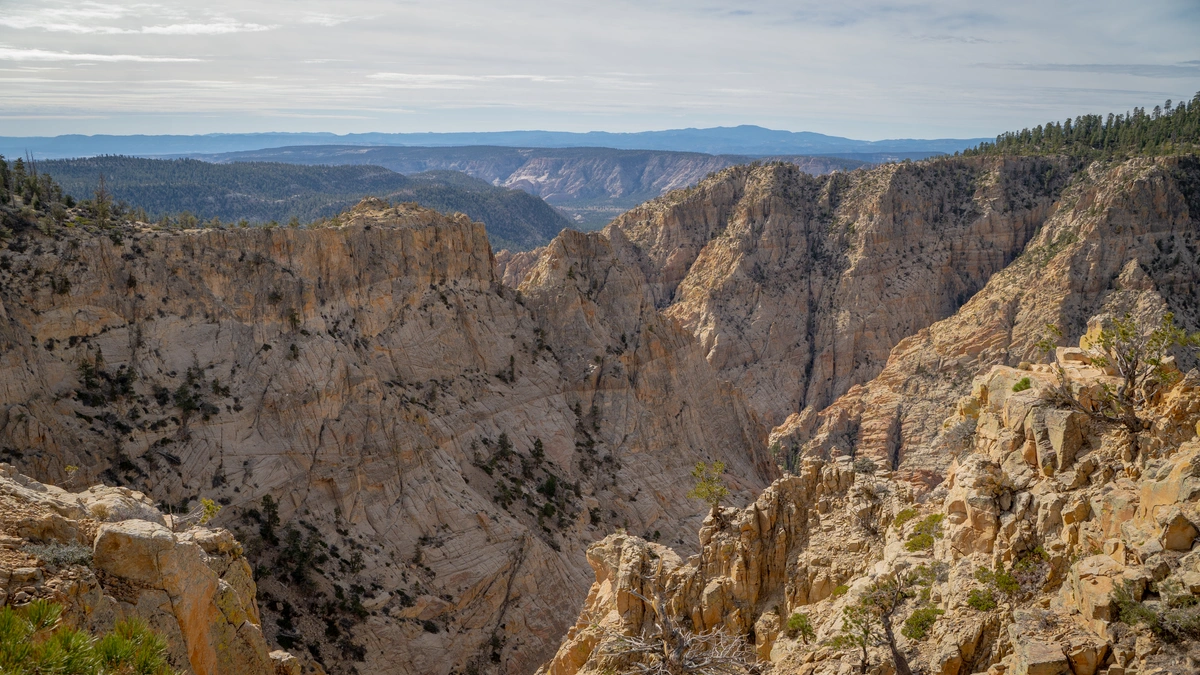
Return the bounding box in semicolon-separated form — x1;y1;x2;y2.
1156;507;1198;551
1055;347;1090;365
1025;408;1083;475
270;651;301;675
1012;641;1069;675
93;520;176;586
1064;637;1108;675
1008;611;1070;675
753;611;781;661
1066;555;1124;634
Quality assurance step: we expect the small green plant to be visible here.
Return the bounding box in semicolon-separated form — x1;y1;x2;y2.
831;584;850;597
198;498;221;525
1011;377;1032;392
784;612;815;643
892;508;919;530
904;514;944;552
687;461;730;517
967;588;997;611
0;600;175;675
901;607;944;640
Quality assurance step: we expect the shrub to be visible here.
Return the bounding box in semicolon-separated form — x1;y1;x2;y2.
831;584;850;597
1012;377;1032;392
852;456;877;475
976;565;1020;597
22;542;93;567
1113;579;1200;641
904;514;944;552
892;508;919;530
901;607;943;640
967;588;997;611
198;498;221;525
784;612;815;643
687;461;729;515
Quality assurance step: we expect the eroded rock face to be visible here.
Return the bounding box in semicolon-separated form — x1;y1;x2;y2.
0;465;287;675
540;354;1200;675
0;199;774;675
604;157;1068;425
781;157;1200;486
538;156;1200;675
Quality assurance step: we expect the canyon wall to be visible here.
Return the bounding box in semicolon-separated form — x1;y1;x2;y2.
0;199;774;674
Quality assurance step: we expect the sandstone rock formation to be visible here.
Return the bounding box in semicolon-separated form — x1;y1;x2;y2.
776;157;1200;487
597;157;1069;426
0;464;290;675
5;152;1200;675
0;198;774;675
540;345;1200;675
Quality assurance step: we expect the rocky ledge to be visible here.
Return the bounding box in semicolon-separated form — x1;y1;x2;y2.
540;323;1200;675
0;464;300;675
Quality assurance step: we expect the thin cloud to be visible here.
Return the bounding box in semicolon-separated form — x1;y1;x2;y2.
0;18;274;35
915;34;994;44
0;47;202;63
140;22;274;35
299;14;362;27
984;62;1200;79
366;73;564;88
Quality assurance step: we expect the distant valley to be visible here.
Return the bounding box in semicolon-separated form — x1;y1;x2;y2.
39;156;571;251
190;146;871;227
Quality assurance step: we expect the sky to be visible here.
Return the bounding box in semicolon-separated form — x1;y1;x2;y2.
0;0;1198;140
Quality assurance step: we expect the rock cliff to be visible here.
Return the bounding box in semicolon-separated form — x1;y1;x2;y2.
494;157;1068;427
0;198;774;674
776;156;1200;486
537;154;1200;675
541;344;1200;675
0;464;292;675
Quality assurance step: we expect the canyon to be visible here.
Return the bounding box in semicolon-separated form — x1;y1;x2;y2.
2;152;1200;674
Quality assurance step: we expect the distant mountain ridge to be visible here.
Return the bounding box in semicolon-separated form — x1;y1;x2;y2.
190;145;871;227
40;156;571;251
0;125;989;160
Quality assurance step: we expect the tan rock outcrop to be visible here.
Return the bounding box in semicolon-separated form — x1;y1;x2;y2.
0;464;287;675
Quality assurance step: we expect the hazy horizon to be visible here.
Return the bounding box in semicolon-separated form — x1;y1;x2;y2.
1;1;1198;140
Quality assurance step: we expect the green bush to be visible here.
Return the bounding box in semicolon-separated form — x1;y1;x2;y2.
1113;580;1200;641
892;508;919;530
976;565;1021;597
0;600;174;675
784;612;815;643
904;514;944;552
967;588;997;611
831;584;850;597
1012;377;1032;392
900;607;944;640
